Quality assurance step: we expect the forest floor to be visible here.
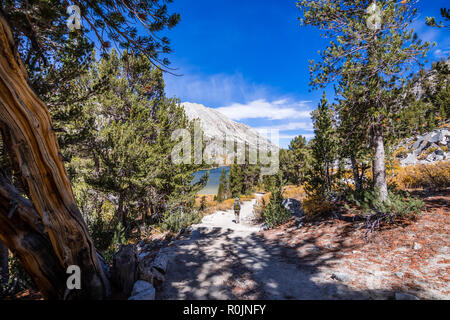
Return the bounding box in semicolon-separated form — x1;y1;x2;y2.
158;189;449;300
5;189;449;300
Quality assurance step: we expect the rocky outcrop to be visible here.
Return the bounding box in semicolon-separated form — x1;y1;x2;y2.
111;241;171;299
395;126;450;166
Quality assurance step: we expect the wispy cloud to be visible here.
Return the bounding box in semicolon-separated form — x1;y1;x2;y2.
216;99;312;121
255;121;314;131
434;48;450;59
164;72;271;107
165;70;317;148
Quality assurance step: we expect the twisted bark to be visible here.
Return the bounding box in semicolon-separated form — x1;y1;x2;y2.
0;13;109;299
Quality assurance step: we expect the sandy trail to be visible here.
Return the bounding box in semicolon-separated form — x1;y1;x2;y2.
157;195;373;300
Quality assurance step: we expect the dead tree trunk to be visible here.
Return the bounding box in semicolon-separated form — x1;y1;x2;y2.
0;14;109;299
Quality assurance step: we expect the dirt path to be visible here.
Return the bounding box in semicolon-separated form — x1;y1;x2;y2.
157;196;374;300
157;191;449;300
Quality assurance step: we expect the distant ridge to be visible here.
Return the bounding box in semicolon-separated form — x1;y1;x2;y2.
182;102;279;151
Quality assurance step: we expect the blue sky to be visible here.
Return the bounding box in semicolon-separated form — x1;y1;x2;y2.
162;0;450;148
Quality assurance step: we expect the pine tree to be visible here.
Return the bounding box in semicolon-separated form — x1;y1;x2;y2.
0;0;181;299
229;164;243;198
298;0;431;202
262;173;290;229
280;135;311;185
307;93;338;197
217;168;228;202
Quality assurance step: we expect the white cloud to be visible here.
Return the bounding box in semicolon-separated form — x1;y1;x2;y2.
165;72;271;107
434;48;450;59
256;121;314;131
216;99;312;121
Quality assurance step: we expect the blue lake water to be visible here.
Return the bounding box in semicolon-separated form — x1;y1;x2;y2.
193;166;230;195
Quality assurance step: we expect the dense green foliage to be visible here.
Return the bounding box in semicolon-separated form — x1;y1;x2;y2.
47;50;207;252
217;168;229;202
306;93;338;198
345;190;425;231
262;174;291;229
280;135;310;185
298;0;431;203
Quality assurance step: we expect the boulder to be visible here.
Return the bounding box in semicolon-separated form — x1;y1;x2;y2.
282;198;304;218
136;253;154;284
401;153;417;166
128;281;155;300
111;244;138;296
152;252;169;274
131;280;154;296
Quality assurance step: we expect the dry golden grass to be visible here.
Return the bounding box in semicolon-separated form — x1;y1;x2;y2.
390;161;450;190
302;195;333;219
282;185;306;201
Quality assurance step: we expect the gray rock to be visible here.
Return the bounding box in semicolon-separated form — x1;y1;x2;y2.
395;292;419;300
111;245;138;296
137;254;154;284
282;198;304;218
331;272;350;282
191;229;201;240
131;280;154;296
128;281;155;300
259;223;268;232
394;271;404;278
413;242;422;250
401;153;417;166
152;267;165;287
412;139;422;150
428;132;441;144
152;253;169;275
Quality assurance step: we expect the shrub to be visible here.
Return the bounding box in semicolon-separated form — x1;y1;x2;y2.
391;161;450;190
303;195;333;219
282;185;306;201
393;146;408;158
263;189;291;229
253;193;271;222
159;207;201;233
346;190;425;232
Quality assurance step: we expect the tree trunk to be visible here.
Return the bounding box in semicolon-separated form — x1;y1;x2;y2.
350;156;362;192
0;14;109;299
372;125;388;202
0;170;66;298
0;239;8;286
